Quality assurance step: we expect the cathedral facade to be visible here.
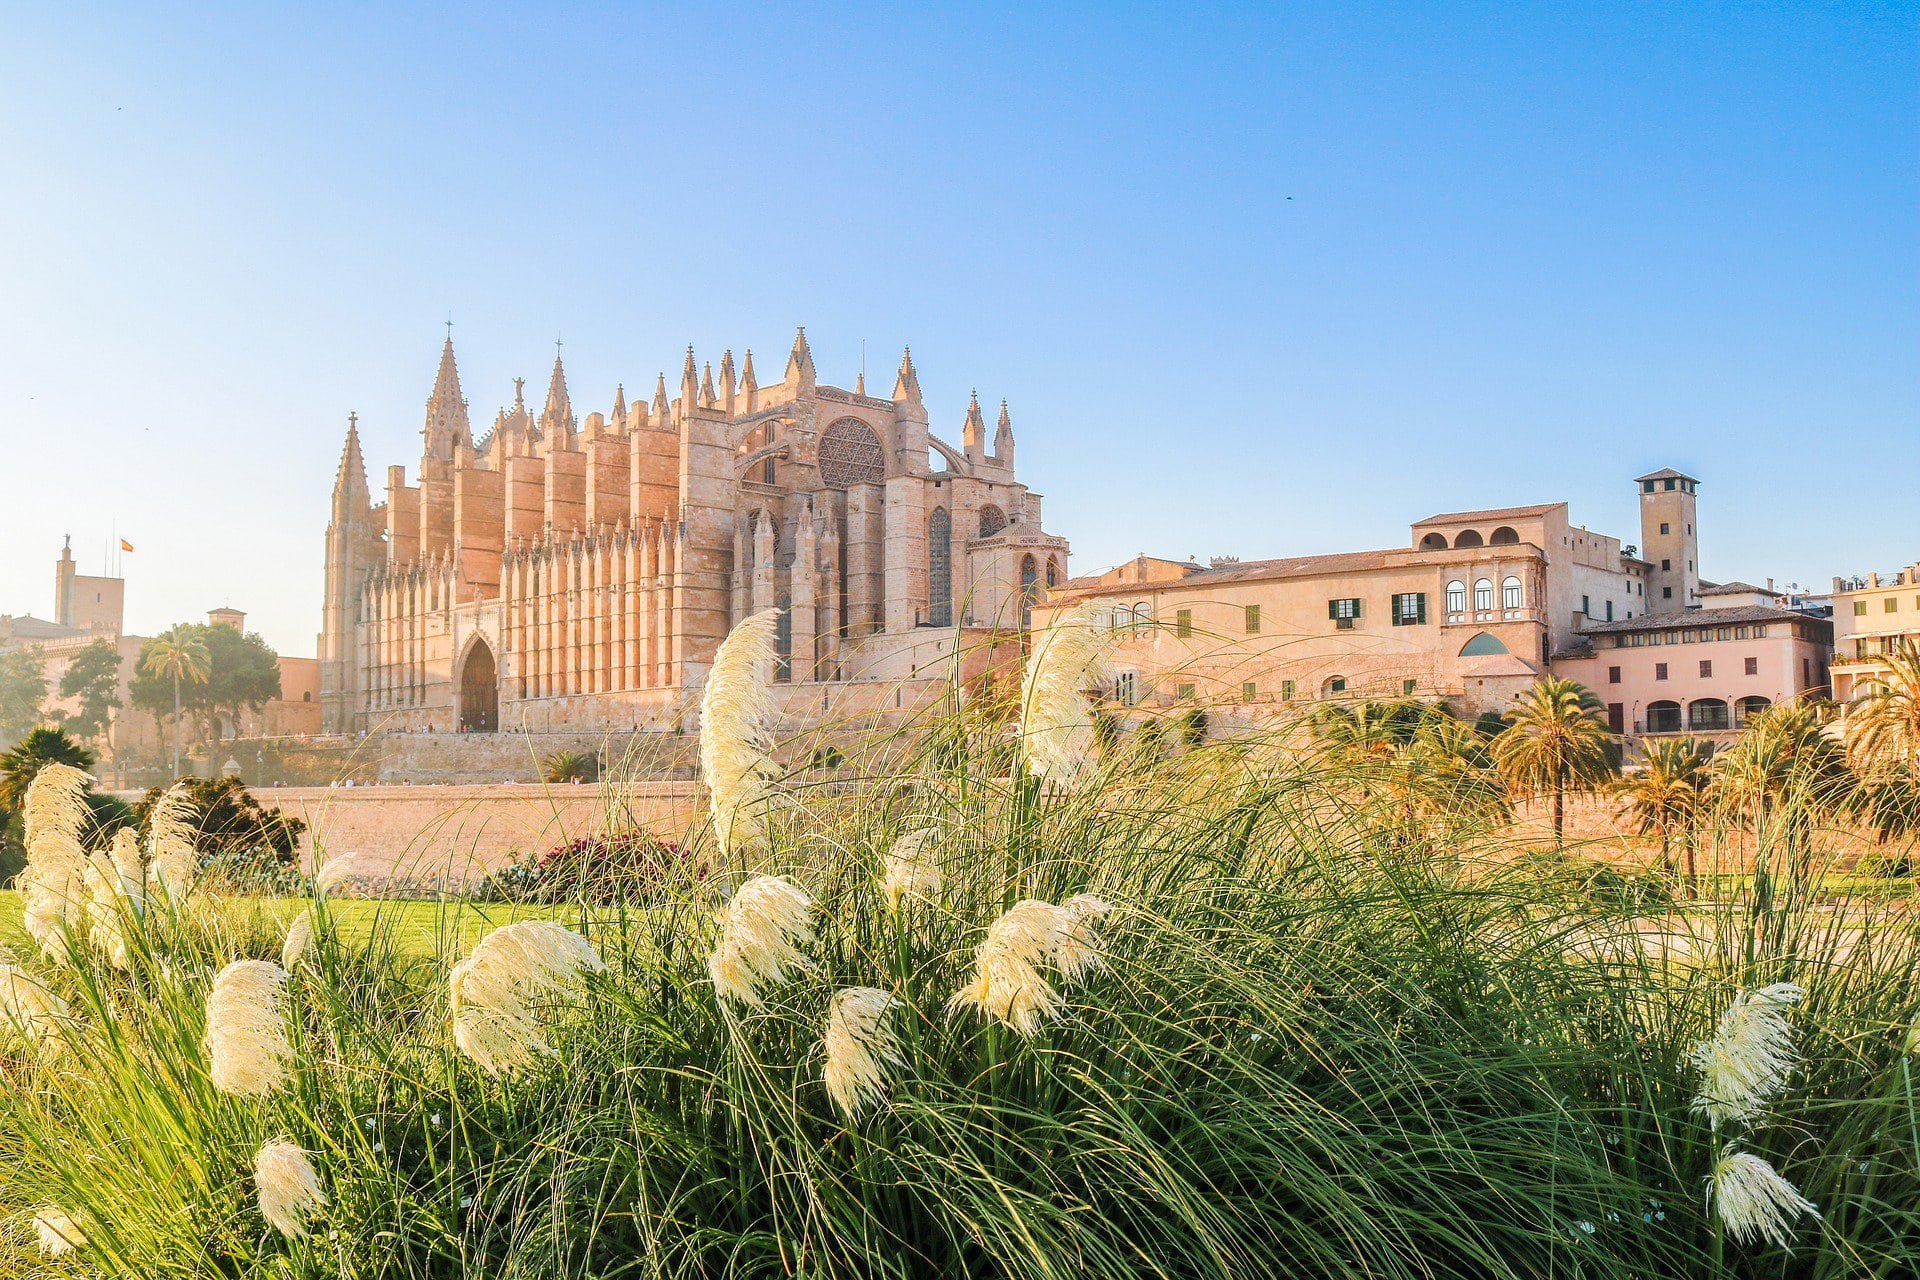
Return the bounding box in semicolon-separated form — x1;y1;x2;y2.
319;330;1068;736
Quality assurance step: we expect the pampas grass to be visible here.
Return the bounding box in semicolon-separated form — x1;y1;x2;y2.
822;986;904;1120
1016;603;1111;789
949;899;1069;1036
1709;1149;1820;1248
18;762;93;953
448;920;605;1075
879;827;942;908
1691;982;1804;1128
699;609;782;856
32;1205;84;1256
3;690;1918;1279
204;958;293;1095
0;960;71;1060
253;1137;327;1238
708;874;815;1007
145;779;200;898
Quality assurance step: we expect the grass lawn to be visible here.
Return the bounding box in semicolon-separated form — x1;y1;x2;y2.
0;889;573;960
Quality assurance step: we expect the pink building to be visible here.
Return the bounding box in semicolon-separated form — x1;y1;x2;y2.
1555;603;1831;742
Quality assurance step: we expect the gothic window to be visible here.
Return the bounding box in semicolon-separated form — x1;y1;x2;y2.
1046;557;1060;588
978;504;1008;537
929;507;953;626
817;417;886;488
775;593;793;682
1019;555;1039;628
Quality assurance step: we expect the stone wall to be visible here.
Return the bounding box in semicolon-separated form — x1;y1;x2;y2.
267;781;700;882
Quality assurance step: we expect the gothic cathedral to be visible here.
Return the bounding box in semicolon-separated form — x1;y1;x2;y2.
319;330;1068;736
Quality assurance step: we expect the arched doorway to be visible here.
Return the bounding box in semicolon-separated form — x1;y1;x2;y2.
458;639;499;732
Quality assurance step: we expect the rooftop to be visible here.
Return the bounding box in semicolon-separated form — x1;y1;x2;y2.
1634;467;1700;485
1414;502;1562;525
1577;604;1814;635
1065;548;1398;596
1698;580;1772;597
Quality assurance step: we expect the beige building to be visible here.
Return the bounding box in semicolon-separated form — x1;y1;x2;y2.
320;331;1068;736
1045;467;1826;739
1045;488;1659;720
1830;562;1920;703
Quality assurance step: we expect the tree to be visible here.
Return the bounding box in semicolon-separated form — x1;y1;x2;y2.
0;725;94;816
1615;737;1710;887
130;623;280;766
1712;702;1856;881
1390;713;1509;839
1846;637;1920;781
132;775;305;876
542;750;600;783
134;624;211;778
57;638;123;744
0;648;48;744
1492;677;1617;852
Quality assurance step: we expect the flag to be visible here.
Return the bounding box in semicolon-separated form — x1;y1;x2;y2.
119;539;134;552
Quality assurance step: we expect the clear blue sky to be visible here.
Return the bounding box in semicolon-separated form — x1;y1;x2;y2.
2;3;1913;655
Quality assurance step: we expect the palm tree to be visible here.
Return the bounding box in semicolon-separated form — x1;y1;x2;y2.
541;750;600;784
1846;637;1920;780
1392;714;1509;837
142;625;210;780
1492;677;1617;852
0;725;95;816
1711;702;1855;881
1615;736;1709;887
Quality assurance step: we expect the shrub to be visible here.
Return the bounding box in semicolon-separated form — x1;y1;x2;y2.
131;775;305;888
483;830;703;904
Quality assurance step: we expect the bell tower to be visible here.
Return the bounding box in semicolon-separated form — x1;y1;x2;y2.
1637;468;1700;613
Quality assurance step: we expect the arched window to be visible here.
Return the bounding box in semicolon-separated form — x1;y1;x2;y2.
1454;529;1485;548
1019;555;1039;627
1446;580;1467;616
774;594;793;682
1501;575;1523;612
1735;695;1771;725
1129;600;1150;633
1322;675;1349;697
817;417;886;488
1688;698;1729;731
1647;700;1683;733
1489;526;1520;545
1045;557;1060;588
1473;578;1494;613
1459;632;1509;657
978;505;1008;537
1420;532;1448;550
928;507;952;626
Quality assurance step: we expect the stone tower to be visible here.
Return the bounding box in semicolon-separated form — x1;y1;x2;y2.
1637;468;1700;613
319;414;381;732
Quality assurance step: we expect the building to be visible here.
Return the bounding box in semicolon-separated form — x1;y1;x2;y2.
1045;494;1654;718
1553;604;1830;742
319;331;1068;736
1;547;317;769
1830;562;1920;703
1045;468;1829;739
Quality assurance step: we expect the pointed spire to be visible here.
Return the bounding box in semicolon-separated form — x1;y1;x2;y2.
333;413;370;509
962;389;986;458
785;326;815;389
423;336;471;457
854;371;866;396
680;345;699;410
994;399;1015;463
719;349;736;412
612;383;628;426
539;350;574;440
651;372;670;425
892;346;922;407
699;361;717;408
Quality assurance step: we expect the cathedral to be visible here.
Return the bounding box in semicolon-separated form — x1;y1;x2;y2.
319;329;1069;736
